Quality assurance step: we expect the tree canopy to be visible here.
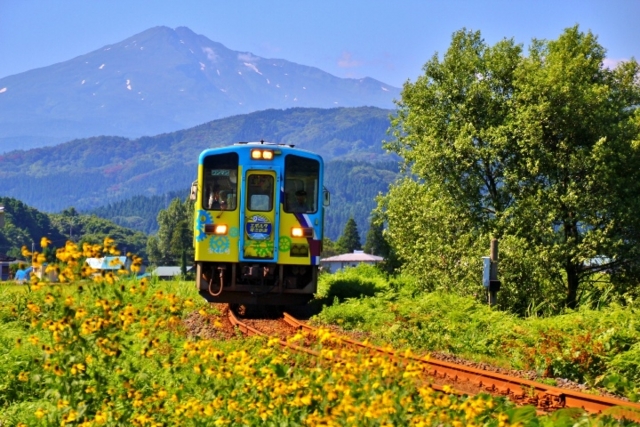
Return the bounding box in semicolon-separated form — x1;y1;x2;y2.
146;197;194;266
336;217;362;254
381;26;640;312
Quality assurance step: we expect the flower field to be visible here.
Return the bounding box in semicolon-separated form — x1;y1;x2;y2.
0;241;634;425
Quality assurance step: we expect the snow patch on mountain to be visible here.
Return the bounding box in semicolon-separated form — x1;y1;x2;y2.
202;47;217;62
244;63;262;75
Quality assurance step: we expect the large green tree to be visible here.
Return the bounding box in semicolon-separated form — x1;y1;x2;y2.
147;198;194;266
382;27;640;311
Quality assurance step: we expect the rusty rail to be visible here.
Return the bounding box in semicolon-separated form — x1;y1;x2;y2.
282;313;640;421
227;309;320;357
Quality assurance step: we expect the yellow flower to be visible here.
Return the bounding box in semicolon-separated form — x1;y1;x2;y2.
70;363;85;375
442;384;455;394
17;371;29;382
94;411;108;424
35;408;47;419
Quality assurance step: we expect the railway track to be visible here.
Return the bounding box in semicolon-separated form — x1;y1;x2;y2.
227;309;640;422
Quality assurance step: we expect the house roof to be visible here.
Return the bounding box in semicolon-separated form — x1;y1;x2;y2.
0;253;16;262
321;251;384;263
152;266;193;277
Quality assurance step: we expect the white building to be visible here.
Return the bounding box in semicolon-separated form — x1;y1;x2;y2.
150;266;193;280
321;250;384;273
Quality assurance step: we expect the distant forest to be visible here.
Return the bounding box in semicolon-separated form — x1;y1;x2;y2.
0;107;395;213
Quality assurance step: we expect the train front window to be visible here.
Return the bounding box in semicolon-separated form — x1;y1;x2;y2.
202;153;238;211
247;174;273;211
284;155;320;214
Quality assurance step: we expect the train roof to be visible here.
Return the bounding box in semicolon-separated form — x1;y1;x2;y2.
198;141;323;164
234;140;295;148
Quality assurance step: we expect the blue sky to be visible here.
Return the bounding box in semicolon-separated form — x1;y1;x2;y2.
1;0;638;87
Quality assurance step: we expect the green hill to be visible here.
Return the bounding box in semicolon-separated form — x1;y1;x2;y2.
0;197;148;260
0;107;395;213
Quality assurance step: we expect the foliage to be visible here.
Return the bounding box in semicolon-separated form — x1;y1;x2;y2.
146;197;194;266
49;210;148;261
0;243;633;424
335;217;362;254
316;264;392;305
314;267;640;401
382;26;640;311
0;197;146;261
320;237;339;258
362;215;402;274
323;160;399;240
0;197;66;258
363;218;386;256
2;264;577;425
86;190;188;234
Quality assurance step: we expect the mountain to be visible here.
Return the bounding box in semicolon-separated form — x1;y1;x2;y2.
0;26;400;153
0;106;396;213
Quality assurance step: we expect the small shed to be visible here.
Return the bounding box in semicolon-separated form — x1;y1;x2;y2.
0;254;18;281
321;250;384;273
151;266;193;280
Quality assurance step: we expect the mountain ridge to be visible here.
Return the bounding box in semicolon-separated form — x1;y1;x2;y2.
0;26;399;152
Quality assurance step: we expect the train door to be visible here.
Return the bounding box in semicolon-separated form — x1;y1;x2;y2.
240;171;278;261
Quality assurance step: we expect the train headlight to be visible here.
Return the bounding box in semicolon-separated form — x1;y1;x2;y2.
214;225;228;235
291;227;313;238
204;224;228;235
250;149;274;160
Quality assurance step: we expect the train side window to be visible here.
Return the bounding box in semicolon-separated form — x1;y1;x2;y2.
247;174;273;211
284;155;320;214
202;152;238;211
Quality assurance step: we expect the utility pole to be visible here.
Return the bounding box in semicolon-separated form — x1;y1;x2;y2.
482;239;500;307
0;205;4;228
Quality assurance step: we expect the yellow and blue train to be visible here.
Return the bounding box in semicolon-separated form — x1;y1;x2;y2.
191;141;328;305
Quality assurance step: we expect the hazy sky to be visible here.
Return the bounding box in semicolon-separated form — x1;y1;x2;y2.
1;0;638;87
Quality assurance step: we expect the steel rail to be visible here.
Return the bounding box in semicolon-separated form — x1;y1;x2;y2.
227;309;320;357
282;312;640;422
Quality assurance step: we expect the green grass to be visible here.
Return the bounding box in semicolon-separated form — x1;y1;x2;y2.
312;266;640;401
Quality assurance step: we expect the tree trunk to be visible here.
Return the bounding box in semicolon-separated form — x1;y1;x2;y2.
566;261;579;309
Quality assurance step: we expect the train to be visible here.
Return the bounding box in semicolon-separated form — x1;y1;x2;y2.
191;141;328;306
